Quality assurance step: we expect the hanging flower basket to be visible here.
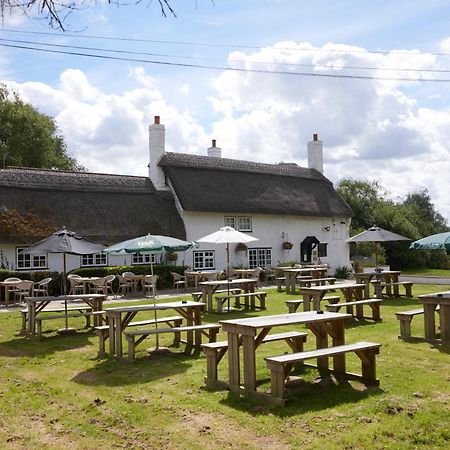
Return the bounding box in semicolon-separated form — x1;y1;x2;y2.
166;252;178;262
282;241;294;250
235;243;248;251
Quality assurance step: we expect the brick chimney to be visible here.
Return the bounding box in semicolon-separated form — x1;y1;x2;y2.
207;139;222;158
148;115;167;190
307;133;323;173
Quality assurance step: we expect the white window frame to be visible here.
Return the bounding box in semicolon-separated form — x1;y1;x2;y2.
132;253;156;265
237;216;252;232
16;247;48;270
224;216;236;228
81;253;107;267
248;248;272;269
193;250;215;270
318;243;328;258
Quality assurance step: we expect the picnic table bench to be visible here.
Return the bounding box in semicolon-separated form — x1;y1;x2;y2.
286;295;340;313
372;281;413;298
214;290;267;312
325;298;382;321
299;277;336;287
95;315;183;355
202;331;308;389
125;322;220;361
265;341;381;404
191;288;241;302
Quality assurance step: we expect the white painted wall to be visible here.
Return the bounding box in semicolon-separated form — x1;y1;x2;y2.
181;211;351;273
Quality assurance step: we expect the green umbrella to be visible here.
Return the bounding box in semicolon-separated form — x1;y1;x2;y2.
409;232;450;250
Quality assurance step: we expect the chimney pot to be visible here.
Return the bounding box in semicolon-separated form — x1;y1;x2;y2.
212;139;216;147
154;115;160;125
313;133;318;141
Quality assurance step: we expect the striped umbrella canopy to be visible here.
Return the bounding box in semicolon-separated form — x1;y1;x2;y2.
409;232;450;250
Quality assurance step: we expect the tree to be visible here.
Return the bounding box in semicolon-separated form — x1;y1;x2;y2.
0;0;178;31
0;84;83;170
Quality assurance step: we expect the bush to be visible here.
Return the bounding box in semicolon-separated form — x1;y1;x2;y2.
0;269;62;295
334;266;353;279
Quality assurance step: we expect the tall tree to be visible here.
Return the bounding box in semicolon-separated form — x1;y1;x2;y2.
0;84;83;170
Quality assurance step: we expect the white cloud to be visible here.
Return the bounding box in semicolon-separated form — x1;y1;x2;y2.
2;41;449;223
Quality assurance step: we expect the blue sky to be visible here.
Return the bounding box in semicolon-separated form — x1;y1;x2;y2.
1;0;450;221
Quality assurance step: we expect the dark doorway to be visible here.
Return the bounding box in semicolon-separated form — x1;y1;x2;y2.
300;236;320;263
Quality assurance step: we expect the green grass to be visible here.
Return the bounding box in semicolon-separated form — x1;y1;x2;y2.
402;268;450;277
0;286;449;449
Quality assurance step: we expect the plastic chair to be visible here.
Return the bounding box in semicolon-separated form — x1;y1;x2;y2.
90;277;108;295
67;274;83;295
170;272;186;292
122;272;138;292
143;275;158;298
4;277;21;302
104;274;116;296
32;277;52;297
117;275;133;296
14;280;33;303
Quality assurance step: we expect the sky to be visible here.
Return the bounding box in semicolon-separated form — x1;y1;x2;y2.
1;0;450;222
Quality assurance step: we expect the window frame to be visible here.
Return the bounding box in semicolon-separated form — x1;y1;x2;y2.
318;243;328;258
131;253;157;265
248;247;272;269
193;250;215;270
16;247;48;270
224;216;236;228
237;216;252;232
80;252;108;267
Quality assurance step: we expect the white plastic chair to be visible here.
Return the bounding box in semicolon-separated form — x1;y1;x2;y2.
143;275;158;297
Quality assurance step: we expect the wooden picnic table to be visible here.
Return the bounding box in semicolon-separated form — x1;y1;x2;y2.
354;270;401;298
299;282;366;311
24;294;106;335
198;278;258;312
418;291;450;343
280;267;328;294
220;311;352;400
105;300;205;358
232;269;258;278
184;271;219;288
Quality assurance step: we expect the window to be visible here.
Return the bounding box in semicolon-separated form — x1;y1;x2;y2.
132;253;156;265
318;243;328;258
193;250;215;270
248;248;272;269
224;216;236;228
16;247;47;270
81;253;107;267
237;216;252;232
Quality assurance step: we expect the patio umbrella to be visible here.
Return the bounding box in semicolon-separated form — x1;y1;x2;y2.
346;226;410;268
23;227;104;332
197;226;258;310
103;233;194;348
409;232;450;250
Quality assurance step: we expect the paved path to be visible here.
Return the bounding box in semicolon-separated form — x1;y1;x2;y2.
400;275;450;285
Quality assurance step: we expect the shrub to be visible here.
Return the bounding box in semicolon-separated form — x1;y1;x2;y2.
334;266;353;279
282;241;294;250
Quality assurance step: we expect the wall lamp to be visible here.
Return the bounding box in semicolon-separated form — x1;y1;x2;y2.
322;226;331;232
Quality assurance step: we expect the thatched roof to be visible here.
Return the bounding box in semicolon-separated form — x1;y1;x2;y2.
159;153;352;218
0;168;185;244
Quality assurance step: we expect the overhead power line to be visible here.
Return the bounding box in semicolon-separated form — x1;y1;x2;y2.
1;37;449;74
2;41;450;82
1;27;450;58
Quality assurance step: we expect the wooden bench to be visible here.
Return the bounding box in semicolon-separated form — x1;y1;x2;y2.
299;277;337;287
125;323;220;361
326;299;382;321
95;315;183;355
286;295;340;313
20;306;93;333
214;291;267;312
373;281;413;298
202;331;308;389
191;288;241;302
35;310;105;337
265;341;381;404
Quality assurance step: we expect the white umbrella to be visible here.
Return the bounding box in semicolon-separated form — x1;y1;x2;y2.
197;226;258;309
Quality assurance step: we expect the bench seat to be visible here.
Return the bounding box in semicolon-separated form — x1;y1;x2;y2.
265;341;381;404
276;277;286;292
191;288;241;302
214;291;267;312
395;307;440;340
95;315;183;354
202;331;308;389
286;295;340;313
299;277;336;287
125;322;220;361
326;299;382;321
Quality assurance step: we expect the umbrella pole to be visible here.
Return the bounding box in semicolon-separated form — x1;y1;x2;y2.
63;253;68;330
151;259;159;349
227;242;230;312
375;242;378;269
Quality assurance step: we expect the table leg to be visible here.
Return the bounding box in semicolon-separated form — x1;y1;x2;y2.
290;273;297;294
303;293;313;311
423;304;436;340
312;293;323;311
308;323;328;371
186;306;194;350
193;305;202;348
242;334;257;393
28;303;36;335
331;320;346;377
439;304;450;343
227;331;241;391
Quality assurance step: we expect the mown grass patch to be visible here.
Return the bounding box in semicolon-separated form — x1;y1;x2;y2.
0;284;448;449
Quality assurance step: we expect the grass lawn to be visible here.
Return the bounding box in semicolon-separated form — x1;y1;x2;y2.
402;268;450;277
0;285;449;449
